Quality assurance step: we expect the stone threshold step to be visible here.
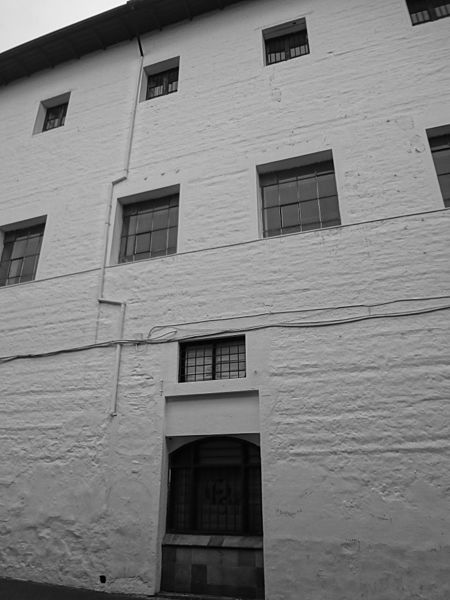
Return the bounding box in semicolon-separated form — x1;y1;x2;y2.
156;594;248;600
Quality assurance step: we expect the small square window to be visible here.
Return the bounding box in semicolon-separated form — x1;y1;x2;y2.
119;193;179;263
0;222;45;286
263;19;309;65
34;92;70;134
142;57;180;101
43;102;68;131
259;152;341;237
427;128;450;207
406;0;450;24
179;337;246;382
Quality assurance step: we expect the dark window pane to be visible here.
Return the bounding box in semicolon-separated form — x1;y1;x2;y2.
135;233;151;255
438;173;450;202
278;180;298;205
119;195;178;262
318;172;338;197
11;239;27;259
150;229;168;256
320;195;341;226
432;148;450;175
281;203;300;229
263;185;279;208
298;176;317;201
152;208;170;231
264;207;281;234
135;211;153;234
300;199;321;230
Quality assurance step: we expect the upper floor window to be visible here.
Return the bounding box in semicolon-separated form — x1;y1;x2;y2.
141;57;180;101
406;0;450;24
119;193;178;263
0;222;45;286
147;67;179;99
263;19;309;65
179;337;246;382
259;152;340;237
33;92;70;134
428;129;450;207
43;102;68;131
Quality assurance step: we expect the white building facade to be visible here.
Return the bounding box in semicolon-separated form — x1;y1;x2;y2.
0;0;449;598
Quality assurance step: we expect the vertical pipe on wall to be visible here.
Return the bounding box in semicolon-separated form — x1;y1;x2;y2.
95;38;145;414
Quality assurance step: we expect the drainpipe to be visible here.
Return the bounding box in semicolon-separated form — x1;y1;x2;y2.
96;37;144;416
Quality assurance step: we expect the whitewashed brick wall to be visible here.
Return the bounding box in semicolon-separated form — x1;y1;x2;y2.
0;0;449;598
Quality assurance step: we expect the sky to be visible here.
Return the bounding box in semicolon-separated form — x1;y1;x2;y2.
0;0;125;52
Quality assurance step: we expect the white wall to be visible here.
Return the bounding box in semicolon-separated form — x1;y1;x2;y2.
0;0;449;597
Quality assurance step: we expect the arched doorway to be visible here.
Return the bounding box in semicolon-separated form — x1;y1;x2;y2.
161;436;264;598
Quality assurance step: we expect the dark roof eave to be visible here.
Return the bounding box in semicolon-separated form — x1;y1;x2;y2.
0;0;244;86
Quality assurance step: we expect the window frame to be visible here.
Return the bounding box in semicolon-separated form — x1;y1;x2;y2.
179;336;247;383
118;192;179;264
166;437;263;536
43;102;68;131
141;57;180;102
263;19;310;66
0;221;46;287
406;0;450;24
34;92;71;134
258;152;341;238
427;127;450;208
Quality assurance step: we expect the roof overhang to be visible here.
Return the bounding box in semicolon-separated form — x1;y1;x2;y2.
0;0;245;86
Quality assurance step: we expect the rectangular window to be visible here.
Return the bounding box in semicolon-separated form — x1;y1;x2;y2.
407;0;450;24
119;194;178;263
428;131;450;207
264;20;309;65
260;157;340;237
147;67;179;99
43;102;68;131
0;223;45;286
179;337;246;382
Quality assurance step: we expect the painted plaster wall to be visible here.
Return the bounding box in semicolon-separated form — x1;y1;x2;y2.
0;0;449;598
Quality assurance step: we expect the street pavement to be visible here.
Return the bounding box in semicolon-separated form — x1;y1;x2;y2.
0;579;152;600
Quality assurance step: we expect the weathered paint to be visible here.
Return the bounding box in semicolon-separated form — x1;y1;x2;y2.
0;0;449;598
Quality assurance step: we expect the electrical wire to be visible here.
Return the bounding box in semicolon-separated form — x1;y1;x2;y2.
1;302;449;365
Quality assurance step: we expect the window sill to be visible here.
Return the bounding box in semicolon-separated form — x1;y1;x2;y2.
163;533;263;549
164;378;257;399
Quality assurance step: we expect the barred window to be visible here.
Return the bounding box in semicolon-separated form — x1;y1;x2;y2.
43;102;68;131
428;131;450;208
0;223;45;286
180;337;246;382
147;67;179;99
406;0;450;24
167;437;263;535
260;158;340;237
264;20;309;65
119;194;178;263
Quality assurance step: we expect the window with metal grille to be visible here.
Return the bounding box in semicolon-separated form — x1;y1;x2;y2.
43;102;68;131
0;223;45;286
146;67;179;100
428;131;450;207
119;194;178;263
167;437;263;536
179;337;246;382
406;0;450;24
260;158;340;237
264;20;309;65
